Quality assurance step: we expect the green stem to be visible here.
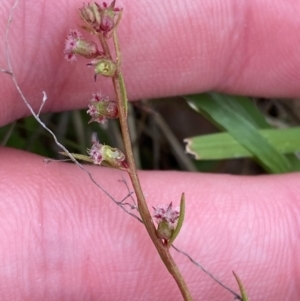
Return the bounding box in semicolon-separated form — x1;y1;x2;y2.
116;64;192;301
114;72;193;301
99;30;193;301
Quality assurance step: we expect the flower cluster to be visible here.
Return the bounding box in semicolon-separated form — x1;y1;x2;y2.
153;203;180;229
64;1;126;172
87;136;126;169
79;1;122;36
153;203;180;241
87;92;118;124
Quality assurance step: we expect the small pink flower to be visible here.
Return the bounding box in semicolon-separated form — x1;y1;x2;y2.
87;92;118;124
64;30;81;61
87;139;104;165
64;29;102;61
87;137;127;169
153;202;180;229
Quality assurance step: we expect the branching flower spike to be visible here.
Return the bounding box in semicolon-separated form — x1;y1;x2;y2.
62;2;195;300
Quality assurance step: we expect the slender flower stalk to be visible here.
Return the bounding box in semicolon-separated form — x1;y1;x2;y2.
64;2;193;300
108;29;194;301
114;77;194;301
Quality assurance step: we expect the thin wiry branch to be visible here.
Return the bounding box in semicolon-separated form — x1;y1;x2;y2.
172;244;242;300
3;0;137;221
118;175;137;207
117;176;142;222
0;68;13;75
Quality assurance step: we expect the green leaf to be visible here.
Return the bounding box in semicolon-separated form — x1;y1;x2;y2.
167;193;185;248
185;127;300;162
232;271;249;301
59;151;127;170
184;93;294;173
59;152;94;163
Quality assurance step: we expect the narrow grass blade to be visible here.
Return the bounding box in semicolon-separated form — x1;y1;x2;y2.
185;127;300;162
185;93;293;173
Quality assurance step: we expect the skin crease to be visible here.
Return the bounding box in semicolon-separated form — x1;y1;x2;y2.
0;0;300;300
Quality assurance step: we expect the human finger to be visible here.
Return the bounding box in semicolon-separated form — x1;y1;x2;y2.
0;147;299;300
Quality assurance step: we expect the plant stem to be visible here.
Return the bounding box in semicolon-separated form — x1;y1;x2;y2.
96;24;193;301
114;74;193;301
107;31;193;301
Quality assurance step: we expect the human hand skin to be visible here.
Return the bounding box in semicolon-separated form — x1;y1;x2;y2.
0;0;300;300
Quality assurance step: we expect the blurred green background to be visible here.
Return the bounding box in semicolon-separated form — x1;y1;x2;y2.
1;94;300;174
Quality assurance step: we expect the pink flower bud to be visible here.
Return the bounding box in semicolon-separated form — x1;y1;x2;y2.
79;1;122;36
79;3;101;30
